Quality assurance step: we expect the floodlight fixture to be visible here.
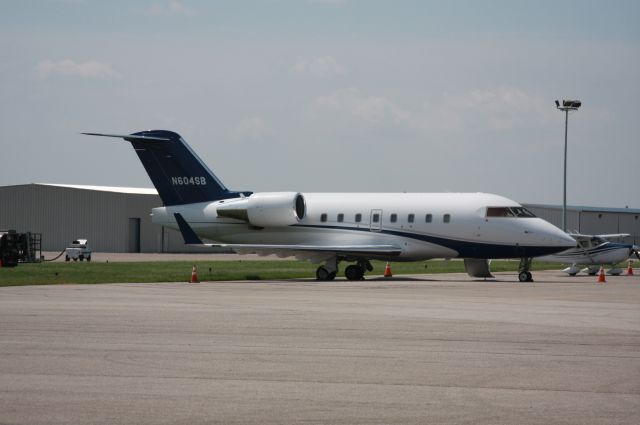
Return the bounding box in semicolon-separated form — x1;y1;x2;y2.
562;100;581;109
556;99;582;111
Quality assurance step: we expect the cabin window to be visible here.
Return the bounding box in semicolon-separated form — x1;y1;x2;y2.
425;214;432;223
408;214;414;223
372;213;380;223
337;213;344;222
320;213;327;222
355;213;362;223
390;213;397;223
443;214;451;223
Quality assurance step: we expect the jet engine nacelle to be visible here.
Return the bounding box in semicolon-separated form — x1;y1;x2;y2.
216;192;306;227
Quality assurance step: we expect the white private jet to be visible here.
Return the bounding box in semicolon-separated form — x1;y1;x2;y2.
83;130;575;282
538;233;640;275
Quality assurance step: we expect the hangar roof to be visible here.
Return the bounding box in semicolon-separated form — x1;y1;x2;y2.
524;203;640;214
37;183;158;195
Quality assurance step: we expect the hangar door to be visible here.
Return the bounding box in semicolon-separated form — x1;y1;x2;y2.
128;218;141;253
579;212;618;236
619;213;640;245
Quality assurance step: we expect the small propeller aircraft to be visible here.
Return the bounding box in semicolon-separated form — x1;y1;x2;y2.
538;233;640;275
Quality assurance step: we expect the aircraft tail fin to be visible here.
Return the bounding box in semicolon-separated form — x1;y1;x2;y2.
83;130;248;205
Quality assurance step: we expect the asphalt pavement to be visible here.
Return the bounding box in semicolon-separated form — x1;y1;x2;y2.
1;271;639;424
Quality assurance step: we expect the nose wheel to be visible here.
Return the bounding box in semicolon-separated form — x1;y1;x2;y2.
518;258;534;282
518;271;533;282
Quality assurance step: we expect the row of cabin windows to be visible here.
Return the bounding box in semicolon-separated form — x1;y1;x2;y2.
319;213;451;223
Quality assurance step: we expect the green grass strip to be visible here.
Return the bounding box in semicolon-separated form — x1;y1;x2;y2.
0;259;566;286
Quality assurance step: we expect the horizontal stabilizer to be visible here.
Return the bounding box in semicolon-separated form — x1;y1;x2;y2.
81;132;171;141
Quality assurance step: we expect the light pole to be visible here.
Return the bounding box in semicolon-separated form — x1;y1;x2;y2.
555;99;581;232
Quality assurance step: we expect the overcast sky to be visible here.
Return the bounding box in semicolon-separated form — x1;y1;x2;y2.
1;0;638;208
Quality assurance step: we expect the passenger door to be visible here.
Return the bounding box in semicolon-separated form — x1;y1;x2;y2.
369;209;382;232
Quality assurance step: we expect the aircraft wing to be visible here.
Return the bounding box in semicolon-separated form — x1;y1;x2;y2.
569;233;630;241
173;213;402;261
201;243;402;262
591;233;630;240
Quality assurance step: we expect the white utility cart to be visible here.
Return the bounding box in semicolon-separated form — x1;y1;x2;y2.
65;239;92;262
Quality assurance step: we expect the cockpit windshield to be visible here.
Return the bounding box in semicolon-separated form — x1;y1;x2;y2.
511;207;536;217
486;207;536;218
577;236;607;249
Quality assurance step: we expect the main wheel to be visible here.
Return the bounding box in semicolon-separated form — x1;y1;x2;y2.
65;255;70;262
316;266;331;281
518;271;529;282
345;264;364;281
87;256;91;262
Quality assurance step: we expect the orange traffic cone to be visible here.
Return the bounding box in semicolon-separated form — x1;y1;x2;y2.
384;262;392;278
597;265;606;283
626;261;634;276
190;265;199;283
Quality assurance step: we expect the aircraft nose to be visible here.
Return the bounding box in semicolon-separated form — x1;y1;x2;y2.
559;232;577;248
538;221;576;248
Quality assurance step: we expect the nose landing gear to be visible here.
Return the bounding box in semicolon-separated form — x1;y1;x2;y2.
518;257;533;282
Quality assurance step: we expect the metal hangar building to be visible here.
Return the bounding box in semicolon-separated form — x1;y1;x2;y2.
0;183;204;253
1;183;639;253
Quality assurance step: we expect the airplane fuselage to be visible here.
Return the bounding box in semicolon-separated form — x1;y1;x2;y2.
539;242;634;266
152;192;574;262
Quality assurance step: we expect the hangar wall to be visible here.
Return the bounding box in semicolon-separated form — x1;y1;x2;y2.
0;184;208;253
524;204;640;245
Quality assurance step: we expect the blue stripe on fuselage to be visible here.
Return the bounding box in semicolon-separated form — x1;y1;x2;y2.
551;242;631;259
292;224;564;258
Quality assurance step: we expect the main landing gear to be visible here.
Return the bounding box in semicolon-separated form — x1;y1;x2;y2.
316;256;338;281
315;266;337;281
345;264;365;281
316;258;373;281
518;257;533;282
